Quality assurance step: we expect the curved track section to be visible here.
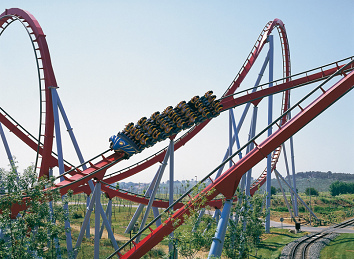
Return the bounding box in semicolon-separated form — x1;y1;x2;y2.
1;9;354;258
2;9;354;220
8;57;353;218
0;8;56;178
0;12;292;209
102;19;291;185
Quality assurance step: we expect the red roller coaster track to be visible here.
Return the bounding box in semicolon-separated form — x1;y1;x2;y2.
1;8;353;258
115;68;354;258
0;8;294;210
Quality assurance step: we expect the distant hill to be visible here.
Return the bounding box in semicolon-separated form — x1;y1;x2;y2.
269;171;354;193
120;171;354;194
295;171;354;181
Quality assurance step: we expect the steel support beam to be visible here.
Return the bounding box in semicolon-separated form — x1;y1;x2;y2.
126;169;161;233
265;35;274;233
274;169;317;219
275;170;294;219
245;106;258;196
208;199;233;258
51;87;73;252
289;135;298;216
0;122;17;174
168;139;176;257
136;141;173;242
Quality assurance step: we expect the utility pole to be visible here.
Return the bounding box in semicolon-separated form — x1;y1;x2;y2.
307;178;312;226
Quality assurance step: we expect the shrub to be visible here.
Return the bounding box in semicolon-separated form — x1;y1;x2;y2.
305;187;319;196
73;212;83;219
330;181;354;196
274;206;288;212
0;164;67;258
271;186;277;196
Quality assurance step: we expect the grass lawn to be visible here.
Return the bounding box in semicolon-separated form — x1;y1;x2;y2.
320;233;354;259
65;193;354;258
247;228;307;259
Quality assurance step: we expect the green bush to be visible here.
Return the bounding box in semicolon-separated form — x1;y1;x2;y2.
320;197;330;204
305;187;319;196
313;206;335;213
73;212;83;219
330;181;354;196
274;206;288;212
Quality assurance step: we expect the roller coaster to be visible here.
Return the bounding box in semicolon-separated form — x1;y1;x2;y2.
0;8;353;259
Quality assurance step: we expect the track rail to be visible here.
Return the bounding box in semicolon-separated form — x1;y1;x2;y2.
289;218;354;259
103;18;291;185
0;8;57;178
0;12;292;211
101;56;354;182
70;57;353;208
108;60;354;259
0;107;75;171
1;9;354;258
0;10;291;204
2;9;353;225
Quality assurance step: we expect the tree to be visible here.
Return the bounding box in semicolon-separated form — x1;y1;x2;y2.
223;191;267;259
329;181;354;196
168;185;267;259
271;186;277;196
0;163;69;258
305;187;319;196
171;183;216;259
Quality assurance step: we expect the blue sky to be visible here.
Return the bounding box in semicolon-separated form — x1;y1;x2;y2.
0;1;353;183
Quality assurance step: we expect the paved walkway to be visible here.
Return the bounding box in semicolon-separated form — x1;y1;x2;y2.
270;220;354;233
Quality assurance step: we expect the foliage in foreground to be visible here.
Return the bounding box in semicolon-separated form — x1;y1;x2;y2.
169;183;216;259
0;164;69;258
167;183;267;259
223;191;267;259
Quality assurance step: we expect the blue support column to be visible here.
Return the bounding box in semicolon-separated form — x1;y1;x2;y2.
265;35;274;233
284;94;298;216
75;184;98;258
214;209;221;224
282;144;296;214
229;110;233;169
169;139;176;257
229;110;246;193
245;106;258;196
86;195;90;238
51;87;73;252
215;49;270;182
0;122;17;174
208;199;233;258
98;196;119;252
289;135;298;216
207;41;273;257
274;170;317;219
100;199;113;238
52;89;93;242
126;169;160;233
54;90;87;171
51;87;65;180
94;183;101;259
152;206;162;227
136;141;173;242
74;182;119;258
